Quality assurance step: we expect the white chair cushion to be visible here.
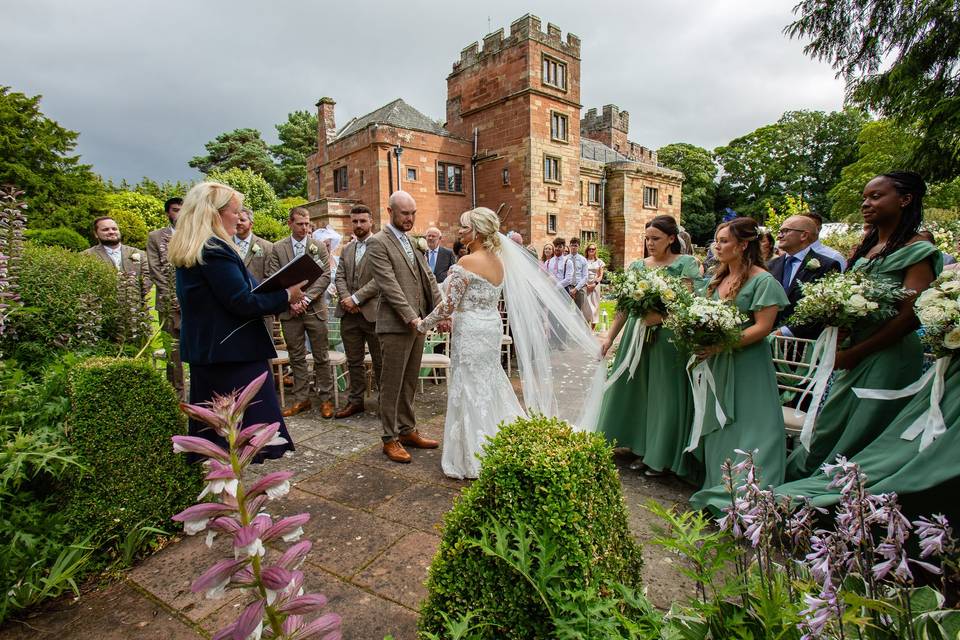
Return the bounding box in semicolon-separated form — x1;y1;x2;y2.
421;354;451;367
500;335;513;345
328;351;347;366
271;350;289;363
782;406;806;435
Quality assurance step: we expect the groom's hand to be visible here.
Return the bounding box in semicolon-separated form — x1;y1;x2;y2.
408;317;422;330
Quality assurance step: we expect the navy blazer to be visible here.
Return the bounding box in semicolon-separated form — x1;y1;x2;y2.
177;237;289;365
767;248;842;339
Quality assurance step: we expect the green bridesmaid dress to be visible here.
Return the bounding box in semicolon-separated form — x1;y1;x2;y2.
598;255;700;475
688;271;789;513
775;355;960;514
785;241;943;480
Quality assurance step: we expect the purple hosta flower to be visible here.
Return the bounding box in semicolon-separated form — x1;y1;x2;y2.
822;456;862;496
785;498;828;553
247;472;294;502
173;502;236;535
192;558;249;599
799;583;842;640
198;462;239;500
234;525;267;559
914;514;954;559
805;533;851;584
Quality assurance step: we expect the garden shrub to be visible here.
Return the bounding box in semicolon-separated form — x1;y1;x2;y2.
419;415;644;639
60;357;201;545
104;190;166;232
4;245;122;367
107;206;148;248
253;213;287;242
25;226;90;252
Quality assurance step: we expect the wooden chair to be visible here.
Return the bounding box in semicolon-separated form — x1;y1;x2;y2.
419;331;451;392
499;306;513;375
772;334;818;439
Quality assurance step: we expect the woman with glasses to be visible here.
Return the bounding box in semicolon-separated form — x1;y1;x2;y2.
784;172;942;481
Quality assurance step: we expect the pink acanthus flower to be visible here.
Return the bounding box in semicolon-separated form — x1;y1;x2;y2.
192;558;249;599
198;462;239;500
172;502;236;535
247;471;294;501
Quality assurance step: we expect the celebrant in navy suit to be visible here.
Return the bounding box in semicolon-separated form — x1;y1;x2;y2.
768;215;842;339
169;181;308;463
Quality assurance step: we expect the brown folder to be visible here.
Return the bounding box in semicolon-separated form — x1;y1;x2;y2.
252;254;324;293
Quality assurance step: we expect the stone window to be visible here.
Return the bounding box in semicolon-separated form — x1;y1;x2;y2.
334;166;348;193
588;182;601;205
437;162;463;193
547;213;558;234
668;194;673;205
360;170;365;186
543;155;561;184
579;181;584;205
580;230;598;244
644;186;658;208
542;55;567;90
502;167;510;185
406;167;418;182
547;187;557;202
550;112;568;142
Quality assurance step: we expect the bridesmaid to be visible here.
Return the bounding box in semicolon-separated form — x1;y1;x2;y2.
580;243;606;328
785;172;941;480
598;215;700;476
688;217;789;513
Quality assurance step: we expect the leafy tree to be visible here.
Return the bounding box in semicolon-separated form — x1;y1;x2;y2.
657;143;719;243
189;128;277;182
0;87;105;231
208;168;284;222
116;177;191;202
786;0;960;180
104;191;166;231
271;111;317;198
107;208;148;248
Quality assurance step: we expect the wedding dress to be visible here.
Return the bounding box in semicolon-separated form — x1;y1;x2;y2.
419;235;607;480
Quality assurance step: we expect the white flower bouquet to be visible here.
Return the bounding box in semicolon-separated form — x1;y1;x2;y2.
916;270;960;358
663;297;747;355
608;268;692;318
790;271;909;331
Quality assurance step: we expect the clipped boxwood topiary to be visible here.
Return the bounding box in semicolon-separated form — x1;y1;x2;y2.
419;415;644;639
60;357;201;547
24;226;90;252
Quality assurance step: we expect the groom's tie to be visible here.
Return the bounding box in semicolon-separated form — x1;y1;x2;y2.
399;234;415;264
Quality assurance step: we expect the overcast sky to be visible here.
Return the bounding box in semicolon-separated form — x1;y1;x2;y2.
4;0;847;184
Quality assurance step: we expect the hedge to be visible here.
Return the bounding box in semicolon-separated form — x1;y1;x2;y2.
60;357;201;545
419;415;644;638
24;226;90;252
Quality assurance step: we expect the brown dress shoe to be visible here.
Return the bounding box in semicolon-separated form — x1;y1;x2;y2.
398;430;439;449
283;374;294;387
383;440;411;463
281;400;311;417
334;402;364;419
320;401;335;419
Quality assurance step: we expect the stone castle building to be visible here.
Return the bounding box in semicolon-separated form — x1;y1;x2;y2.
304;14;682;267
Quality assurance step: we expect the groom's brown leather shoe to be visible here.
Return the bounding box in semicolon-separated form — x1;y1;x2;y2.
320;401;335;419
282;400;311;417
383;440;412;463
334;402;364;419
399;430;439;449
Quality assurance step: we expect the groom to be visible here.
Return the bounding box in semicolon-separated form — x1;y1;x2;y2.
367;191;442;463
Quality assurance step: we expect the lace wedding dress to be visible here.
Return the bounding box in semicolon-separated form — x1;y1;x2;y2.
419;264;524;479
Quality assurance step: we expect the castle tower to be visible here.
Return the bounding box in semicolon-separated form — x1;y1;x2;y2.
446;14;581;243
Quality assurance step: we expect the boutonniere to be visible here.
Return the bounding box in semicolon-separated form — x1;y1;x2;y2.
413;236;428;253
308;244;319;256
251;243;262;256
130;252;142;262
806;257;821;270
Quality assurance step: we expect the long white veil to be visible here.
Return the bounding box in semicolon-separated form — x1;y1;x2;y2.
498;234;607;431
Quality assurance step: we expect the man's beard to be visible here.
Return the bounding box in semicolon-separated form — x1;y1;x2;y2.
101;238;121;247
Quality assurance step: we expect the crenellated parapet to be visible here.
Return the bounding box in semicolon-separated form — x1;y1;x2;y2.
451;13;580;74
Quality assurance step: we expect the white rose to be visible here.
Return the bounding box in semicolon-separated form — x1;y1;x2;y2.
416;237;428;252
847;294;872;313
130;252;141;262
806;258;821;270
919;305;946;326
940;280;960;293
251;243;262;255
309;244;319;255
944;326;960;350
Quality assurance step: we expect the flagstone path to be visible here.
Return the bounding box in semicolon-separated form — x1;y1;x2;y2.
0;385;694;640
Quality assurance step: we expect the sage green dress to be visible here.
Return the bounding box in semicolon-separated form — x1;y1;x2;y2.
598;255;701;475
688;272;789;513
784;242;943;480
775;356;960;508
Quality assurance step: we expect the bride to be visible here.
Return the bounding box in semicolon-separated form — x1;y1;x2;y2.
416;207;606;479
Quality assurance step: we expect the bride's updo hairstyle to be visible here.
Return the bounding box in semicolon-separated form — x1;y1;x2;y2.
461;207;502;254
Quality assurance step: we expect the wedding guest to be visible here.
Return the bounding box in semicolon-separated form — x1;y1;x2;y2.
679;227;694;255
540;243;554;264
803;211;848;271
580;243;605;327
333;205;382;418
759;228;776;263
425;226;456;283
234;208;273;282
769;215;841;338
546;237;566;281
313;225;342;309
688;217;789;513
168;182;303;463
453;240;468;259
84;216;151;298
786;172;941;480
266;208;336;419
918;230;956;265
598;215;701;477
147;197;183;398
557;237;589;309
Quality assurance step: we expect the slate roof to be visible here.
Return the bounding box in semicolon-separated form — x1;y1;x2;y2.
579;137;631;163
334;98;451;141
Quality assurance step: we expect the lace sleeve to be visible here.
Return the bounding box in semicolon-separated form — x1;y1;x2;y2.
418;267;468;333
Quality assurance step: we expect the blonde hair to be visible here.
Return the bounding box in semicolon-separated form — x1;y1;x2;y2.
168;182;242;268
461;207;502;254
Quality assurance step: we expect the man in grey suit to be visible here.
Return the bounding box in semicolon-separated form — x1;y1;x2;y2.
146;198;183;398
424;226;456;283
333;204;382;418
234;208;273;282
84;216;151;298
267;207;335;419
367;191;442;463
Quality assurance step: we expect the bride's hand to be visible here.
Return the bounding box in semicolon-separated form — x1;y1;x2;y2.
600;338;612;357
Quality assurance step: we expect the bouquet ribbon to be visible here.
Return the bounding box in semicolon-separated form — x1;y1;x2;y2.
684;354;728;452
852;355;950;451
796;326;839;451
604;321;647;390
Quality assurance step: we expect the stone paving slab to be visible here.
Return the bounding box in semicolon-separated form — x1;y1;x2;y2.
352;530;440;611
373;482;462;534
299;461;413;510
